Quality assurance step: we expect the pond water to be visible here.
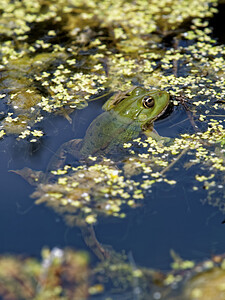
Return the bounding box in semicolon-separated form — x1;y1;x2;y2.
0;94;225;274
1;1;225;298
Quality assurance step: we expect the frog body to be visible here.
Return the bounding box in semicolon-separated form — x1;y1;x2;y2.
14;86;170;261
50;87;170;169
77;109;140;157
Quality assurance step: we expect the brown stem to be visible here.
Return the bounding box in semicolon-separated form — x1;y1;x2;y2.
80;224;111;261
160;147;188;176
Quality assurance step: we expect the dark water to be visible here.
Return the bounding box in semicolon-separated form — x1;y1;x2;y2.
0;97;225;272
0;101;104;258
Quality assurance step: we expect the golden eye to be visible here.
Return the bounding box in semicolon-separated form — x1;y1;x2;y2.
142;96;154;108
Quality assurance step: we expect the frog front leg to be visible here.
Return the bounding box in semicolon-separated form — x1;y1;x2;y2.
47;139;82;172
144;125;170;143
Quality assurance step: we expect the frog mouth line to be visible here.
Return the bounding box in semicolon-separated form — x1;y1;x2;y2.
158;105;168;117
153;104;170;121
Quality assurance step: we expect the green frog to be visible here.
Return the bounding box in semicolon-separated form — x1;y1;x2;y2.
49;87;170;170
14;87;170;261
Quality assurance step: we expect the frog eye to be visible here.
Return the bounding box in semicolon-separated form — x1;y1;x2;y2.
142;96;154;108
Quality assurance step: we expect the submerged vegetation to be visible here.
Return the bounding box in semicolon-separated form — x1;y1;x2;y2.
0;247;90;300
1;247;225;300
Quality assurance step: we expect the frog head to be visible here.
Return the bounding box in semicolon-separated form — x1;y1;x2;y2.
104;87;170;126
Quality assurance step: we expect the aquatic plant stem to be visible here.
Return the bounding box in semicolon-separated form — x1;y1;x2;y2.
160;147;188;176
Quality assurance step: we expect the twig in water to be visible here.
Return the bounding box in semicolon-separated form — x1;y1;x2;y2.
160;147;189;176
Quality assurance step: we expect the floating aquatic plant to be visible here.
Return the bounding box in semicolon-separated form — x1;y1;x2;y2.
0;0;221;140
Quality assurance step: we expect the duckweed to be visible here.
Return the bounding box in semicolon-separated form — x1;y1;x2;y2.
0;0;221;139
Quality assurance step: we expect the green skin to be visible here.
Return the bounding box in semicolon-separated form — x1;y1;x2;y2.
49;87;169;169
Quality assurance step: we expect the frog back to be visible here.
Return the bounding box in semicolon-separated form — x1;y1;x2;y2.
79;110;140;158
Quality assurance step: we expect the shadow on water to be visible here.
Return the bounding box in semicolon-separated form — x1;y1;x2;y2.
210;3;225;44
